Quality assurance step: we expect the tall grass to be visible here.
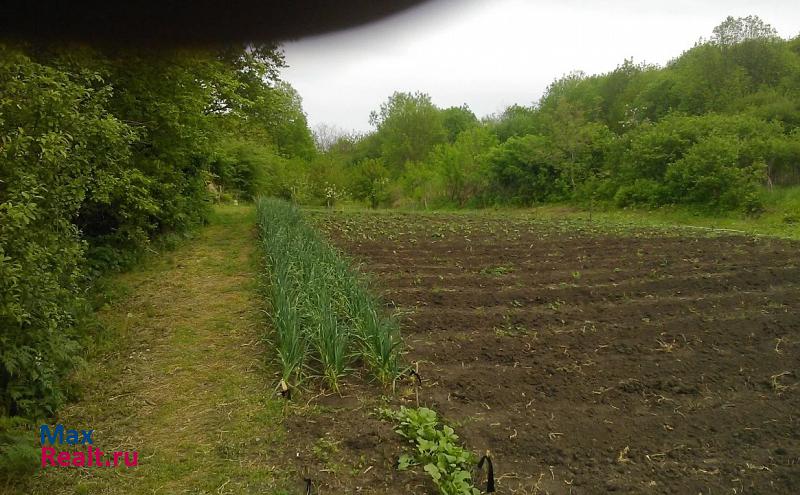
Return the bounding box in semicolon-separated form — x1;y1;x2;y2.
256;197;401;390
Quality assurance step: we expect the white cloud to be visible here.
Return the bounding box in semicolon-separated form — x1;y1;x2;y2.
282;0;800;132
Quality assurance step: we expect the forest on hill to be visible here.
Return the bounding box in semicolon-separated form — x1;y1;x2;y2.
1;15;799;477
296;16;800;213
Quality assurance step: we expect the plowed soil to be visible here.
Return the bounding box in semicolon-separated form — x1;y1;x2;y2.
304;210;800;494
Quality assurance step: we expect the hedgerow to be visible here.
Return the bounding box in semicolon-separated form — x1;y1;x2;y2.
0;42;314;427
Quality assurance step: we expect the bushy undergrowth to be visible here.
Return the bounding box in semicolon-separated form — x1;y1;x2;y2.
256;198;401;389
0;417;38;482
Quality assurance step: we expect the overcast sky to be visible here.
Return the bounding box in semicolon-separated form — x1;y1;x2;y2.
281;0;800;133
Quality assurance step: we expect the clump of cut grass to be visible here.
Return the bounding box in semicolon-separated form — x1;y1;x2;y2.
256;197;402;391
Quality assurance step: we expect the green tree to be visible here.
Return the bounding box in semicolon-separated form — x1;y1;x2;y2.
711;15;778;46
0;46;136;416
538;71;602;121
489;104;542;142
428;127;497;206
252;82;316;160
369;92;447;170
400;161;441;208
440;104;478;142
351;158;391;208
547;99;613;193
0;41;314;422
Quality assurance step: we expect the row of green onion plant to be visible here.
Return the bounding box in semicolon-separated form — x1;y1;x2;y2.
256;197;402;391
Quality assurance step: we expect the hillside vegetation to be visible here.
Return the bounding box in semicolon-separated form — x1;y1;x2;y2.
304;16;800;218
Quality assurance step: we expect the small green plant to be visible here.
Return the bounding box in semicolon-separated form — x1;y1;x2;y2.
380;407;479;495
312;436;341;463
270;265;306;384
309;288;350;390
481;265;513;276
783;213;799;224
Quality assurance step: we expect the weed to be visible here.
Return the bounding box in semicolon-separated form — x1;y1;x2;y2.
312;437;341;463
481;265;513;276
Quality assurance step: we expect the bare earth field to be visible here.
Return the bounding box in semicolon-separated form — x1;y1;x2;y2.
298;210;800;495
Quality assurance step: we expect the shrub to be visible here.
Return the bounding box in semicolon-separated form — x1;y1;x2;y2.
0;47;134;416
613;179;667;207
487;134;567;204
0;417;38;482
1;41;302;420
664;136;766;211
612;113;781;210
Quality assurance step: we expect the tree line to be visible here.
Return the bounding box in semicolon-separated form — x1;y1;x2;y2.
301;16;799;213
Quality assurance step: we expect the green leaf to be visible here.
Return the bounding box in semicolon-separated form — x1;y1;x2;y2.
423;463;441;481
397;454;414;470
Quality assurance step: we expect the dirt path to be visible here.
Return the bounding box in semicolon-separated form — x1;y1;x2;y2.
24;205;289;495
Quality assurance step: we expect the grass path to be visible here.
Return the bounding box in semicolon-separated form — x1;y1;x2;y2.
25;205;288;494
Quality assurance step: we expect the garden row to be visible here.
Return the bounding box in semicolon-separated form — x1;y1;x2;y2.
255;198;401;389
258;199;494;494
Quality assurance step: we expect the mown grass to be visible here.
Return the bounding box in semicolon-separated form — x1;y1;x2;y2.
256;198;402;391
13;205;293;495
